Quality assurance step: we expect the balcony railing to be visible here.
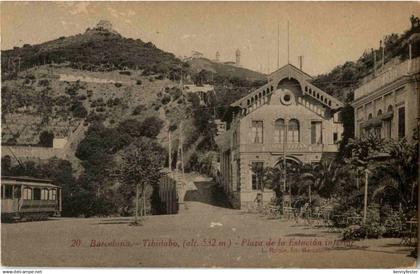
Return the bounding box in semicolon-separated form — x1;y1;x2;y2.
240;143;338;154
354;57;420;100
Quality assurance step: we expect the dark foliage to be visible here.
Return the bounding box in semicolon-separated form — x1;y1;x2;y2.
38;130;54;147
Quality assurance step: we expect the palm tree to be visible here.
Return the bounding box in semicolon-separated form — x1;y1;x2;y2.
372;139;418;212
298;160;341;199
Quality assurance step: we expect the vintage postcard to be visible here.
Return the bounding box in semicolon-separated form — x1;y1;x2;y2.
0;1;419;269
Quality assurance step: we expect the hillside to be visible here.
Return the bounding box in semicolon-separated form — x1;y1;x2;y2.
2;21;183;80
312;15;420;103
188;57;266;83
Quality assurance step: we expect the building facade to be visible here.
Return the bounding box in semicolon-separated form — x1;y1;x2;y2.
218;64;344;209
352;57;420;142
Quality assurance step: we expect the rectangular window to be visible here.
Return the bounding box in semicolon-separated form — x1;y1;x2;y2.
333;132;338;143
384;119;392;139
4;185;13;199
311;121;322;144
52;189;57;201
23;188;32;200
33;188;41;201
251;121;263;144
398;107;405;139
251;162;264;190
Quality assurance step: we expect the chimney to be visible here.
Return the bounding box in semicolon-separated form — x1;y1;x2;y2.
372;48;377;76
298;56;303;70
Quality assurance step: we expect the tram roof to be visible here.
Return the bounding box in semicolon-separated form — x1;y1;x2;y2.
1;176;60;188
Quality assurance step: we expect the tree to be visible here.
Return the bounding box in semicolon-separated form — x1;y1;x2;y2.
372;139;418;212
139;116;164;139
39;130;54;147
119;137;166;224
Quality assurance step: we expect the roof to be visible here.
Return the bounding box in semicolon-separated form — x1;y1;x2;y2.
1;176;60;188
231;63;343;110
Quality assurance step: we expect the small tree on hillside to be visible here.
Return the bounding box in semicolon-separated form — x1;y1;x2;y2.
39;130;54;147
119;137;166;224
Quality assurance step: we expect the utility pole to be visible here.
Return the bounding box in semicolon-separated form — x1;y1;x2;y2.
363;169;369;224
283;120;289;209
135;184;139;224
277;21;280;69
168;129;172;170
287;21;290;65
180;121;185;176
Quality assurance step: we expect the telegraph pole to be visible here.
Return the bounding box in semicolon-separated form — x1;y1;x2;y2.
277;21;280;69
180;121;185;176
168;129;172;170
287;21;290;65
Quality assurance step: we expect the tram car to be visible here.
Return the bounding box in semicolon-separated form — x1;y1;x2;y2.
1;176;62;222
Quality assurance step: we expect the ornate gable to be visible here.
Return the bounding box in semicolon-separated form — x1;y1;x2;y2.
231;64;343;116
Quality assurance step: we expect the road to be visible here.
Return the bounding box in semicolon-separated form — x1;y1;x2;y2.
1;175;417;267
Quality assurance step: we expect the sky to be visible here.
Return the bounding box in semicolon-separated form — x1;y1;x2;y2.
1;1;419;76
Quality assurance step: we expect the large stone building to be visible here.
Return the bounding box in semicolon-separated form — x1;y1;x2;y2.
218;64;344;209
352;56;420;142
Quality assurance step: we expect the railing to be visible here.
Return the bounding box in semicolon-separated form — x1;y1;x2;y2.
354;57;420;100
240;143;338;153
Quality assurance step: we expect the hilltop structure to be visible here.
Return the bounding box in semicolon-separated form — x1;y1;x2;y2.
217;64;344;209
235;48;241;67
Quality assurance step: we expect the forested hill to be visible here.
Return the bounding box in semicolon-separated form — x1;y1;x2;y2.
312;15;420;103
1;22;184;80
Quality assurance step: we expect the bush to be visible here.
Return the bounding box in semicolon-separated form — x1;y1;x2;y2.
169;88;182;100
383;210;406;237
39;130;54;147
38;79;50;87
71;101;88;118
161;95;171;105
139;116;164;139
343;223;386;240
132;104;146;115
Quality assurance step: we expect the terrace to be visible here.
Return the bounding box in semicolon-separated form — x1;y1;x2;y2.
354;57;420;100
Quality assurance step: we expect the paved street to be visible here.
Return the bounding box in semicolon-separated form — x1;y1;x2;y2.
1;176;417;267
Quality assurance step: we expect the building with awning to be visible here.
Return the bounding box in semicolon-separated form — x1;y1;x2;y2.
352;54;420;141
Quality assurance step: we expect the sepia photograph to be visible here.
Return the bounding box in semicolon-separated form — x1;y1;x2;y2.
0;1;419;269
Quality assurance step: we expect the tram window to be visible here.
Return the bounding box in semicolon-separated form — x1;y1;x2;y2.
5;185;13;199
52;189;57;200
23;188;32;200
48;189;53;200
41;189;49;200
33;188;41;200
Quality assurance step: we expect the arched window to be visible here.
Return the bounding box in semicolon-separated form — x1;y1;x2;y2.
263;90;266;96
270;86;273;91
288;119;300;142
368;113;373;119
274;118;285;143
377;109;382;117
387;105;393;112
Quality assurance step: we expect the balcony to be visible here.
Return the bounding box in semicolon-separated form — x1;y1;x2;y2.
354;57;420;100
240;143;338;154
